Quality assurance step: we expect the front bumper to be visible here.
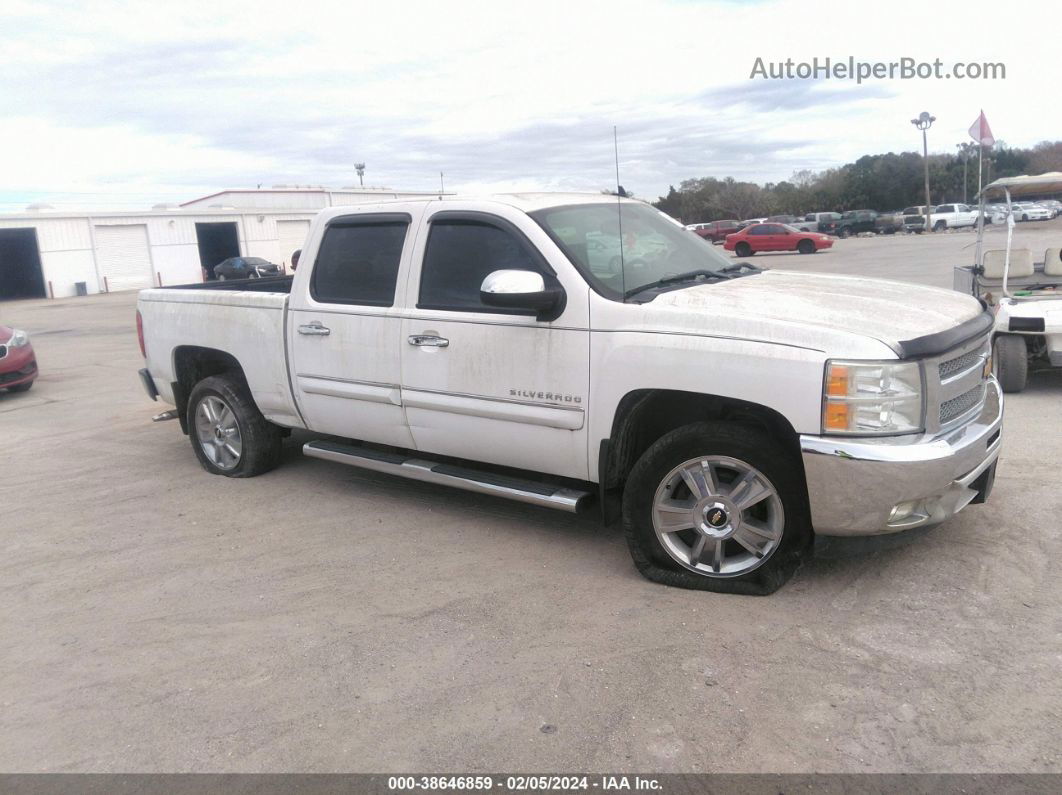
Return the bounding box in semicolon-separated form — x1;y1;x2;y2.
0;344;38;389
799;377;1003;537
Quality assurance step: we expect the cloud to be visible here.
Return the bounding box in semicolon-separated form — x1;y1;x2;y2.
0;0;1055;207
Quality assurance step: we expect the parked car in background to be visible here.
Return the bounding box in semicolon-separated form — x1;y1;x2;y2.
874;212;906;235
0;325;38;393
1037;199;1061;218
723;223;834;256
819;210;878;237
929;204;979;231
792;212;840;232
766;214;800;225
687;219;741;243
737;217;767;230
902;206;930;233
213;257;282;281
1013;202;1052;222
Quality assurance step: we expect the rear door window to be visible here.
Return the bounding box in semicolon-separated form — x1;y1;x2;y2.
311;216;409;306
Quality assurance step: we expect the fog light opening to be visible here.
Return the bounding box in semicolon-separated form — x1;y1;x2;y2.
887;500;931;528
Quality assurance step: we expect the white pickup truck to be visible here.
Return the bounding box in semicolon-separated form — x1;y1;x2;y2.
930;204;980;232
137;193;1003;594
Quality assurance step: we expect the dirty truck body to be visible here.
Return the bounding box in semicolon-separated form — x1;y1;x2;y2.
138;193;1002;593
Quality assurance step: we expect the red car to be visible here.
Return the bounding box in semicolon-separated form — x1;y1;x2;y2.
0;324;38;393
689;219;741;243
723;222;834;257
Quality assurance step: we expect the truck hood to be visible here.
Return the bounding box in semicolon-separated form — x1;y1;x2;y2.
642;270;985;357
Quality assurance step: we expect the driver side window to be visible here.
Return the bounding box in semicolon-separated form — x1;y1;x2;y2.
419;219;548;313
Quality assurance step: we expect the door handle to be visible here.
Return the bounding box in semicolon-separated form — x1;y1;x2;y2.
407;334;449;348
298;321;331;336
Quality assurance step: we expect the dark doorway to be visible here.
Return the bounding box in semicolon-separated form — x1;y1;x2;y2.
195;222;241;281
0;229;47;300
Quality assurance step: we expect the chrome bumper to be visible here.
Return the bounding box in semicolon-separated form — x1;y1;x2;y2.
799;377;1003;537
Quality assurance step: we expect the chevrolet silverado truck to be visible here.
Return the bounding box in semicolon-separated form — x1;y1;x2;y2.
137;194;1003;594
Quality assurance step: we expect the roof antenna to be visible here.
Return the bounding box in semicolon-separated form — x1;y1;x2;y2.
614;126;627;300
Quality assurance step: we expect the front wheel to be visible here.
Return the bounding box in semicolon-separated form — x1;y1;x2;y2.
934;221;947;232
797;239;815;254
188;375;282;477
622;422;811;595
837;228;850;239
734;242;753;257
994;335;1028;393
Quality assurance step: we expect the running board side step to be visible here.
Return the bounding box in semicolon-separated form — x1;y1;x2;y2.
303;440;592;513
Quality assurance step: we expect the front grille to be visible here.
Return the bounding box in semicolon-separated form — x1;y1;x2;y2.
940;383;986;425
939;350;983;380
0;360;36;384
0;344;6;359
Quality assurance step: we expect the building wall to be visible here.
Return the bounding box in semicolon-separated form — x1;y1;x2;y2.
0;210;317;298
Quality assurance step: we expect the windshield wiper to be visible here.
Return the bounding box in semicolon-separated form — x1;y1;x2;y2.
623;269;726;300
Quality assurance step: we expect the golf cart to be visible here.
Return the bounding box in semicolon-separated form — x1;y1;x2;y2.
954;172;1062;393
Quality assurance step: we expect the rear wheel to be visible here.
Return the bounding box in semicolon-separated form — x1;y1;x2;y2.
797;239;815;254
735;242;753;257
993;334;1028;393
934;220;947;232
622;422;811;595
188;375;282;477
838;228;850;239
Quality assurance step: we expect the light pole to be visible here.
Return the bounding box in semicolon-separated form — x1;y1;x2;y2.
911;111;935;232
956;142;977;204
354;163;366;188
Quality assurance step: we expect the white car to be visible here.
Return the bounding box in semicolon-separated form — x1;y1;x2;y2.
1014;202;1052;222
137;193;1002;594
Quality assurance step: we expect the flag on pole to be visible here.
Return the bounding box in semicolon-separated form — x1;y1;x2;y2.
969;110;995;147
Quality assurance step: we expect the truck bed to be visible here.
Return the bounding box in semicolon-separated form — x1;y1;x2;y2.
137;283;304;430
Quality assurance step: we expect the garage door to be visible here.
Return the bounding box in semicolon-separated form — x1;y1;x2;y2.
276;220;310;270
95;224;152;292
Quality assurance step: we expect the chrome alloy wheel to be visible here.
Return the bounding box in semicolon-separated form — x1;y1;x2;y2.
652;456;784;577
194;395;243;471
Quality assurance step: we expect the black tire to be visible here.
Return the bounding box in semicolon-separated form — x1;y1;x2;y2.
797;239;815;254
6;381;33;393
187;374;282;477
837;228;850;239
1022;214;1029;222
994;335;1028;393
934;220;947;232
621;422;812;595
734;242;753;257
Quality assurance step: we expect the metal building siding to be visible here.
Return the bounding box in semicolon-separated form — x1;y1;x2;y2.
276;220;310;268
94;224;153;291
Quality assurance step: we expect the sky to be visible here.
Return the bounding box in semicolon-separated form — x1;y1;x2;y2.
1;0;1059;211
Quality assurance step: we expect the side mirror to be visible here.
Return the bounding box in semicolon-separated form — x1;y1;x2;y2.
480;269;564;319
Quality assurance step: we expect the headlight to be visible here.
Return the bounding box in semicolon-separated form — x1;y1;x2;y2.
8;329;29;347
822;360;924;435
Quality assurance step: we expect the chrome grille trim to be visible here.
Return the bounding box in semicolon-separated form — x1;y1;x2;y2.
940;383;987;425
939;350;984;381
922;333;991;435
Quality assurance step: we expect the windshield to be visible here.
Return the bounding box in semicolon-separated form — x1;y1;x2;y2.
531;202;733;301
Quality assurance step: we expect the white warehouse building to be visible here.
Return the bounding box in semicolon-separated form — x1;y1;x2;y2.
0;187;441;301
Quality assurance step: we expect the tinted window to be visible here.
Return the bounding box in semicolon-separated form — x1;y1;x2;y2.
419;220;545;312
937;205;953;213
747;225;769;235
311;220;408;305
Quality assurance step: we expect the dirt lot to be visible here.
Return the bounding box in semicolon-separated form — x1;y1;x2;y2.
1;224;1060;773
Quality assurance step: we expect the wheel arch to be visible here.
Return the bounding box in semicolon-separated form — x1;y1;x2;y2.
171;346;250;434
600;389;808;495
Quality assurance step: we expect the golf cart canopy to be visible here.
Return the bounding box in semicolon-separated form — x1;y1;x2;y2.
978;172;1062;199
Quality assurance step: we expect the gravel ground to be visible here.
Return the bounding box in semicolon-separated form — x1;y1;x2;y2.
1;223;1060;773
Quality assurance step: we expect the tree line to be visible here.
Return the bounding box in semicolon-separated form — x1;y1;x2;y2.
653;140;1062;224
